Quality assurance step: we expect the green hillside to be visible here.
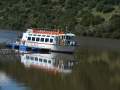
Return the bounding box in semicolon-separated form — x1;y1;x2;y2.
0;0;120;38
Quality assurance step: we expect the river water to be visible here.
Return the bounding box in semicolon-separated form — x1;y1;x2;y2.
0;30;120;90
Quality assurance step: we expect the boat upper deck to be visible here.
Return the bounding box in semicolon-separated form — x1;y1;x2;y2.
26;28;64;36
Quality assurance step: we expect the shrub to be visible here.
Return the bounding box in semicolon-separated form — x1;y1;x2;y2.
102;5;114;13
80;11;105;26
102;33;111;38
96;4;114;13
111;32;120;39
94;32;102;37
109;14;120;30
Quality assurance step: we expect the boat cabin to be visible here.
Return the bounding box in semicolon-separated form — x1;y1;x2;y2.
21;28;76;46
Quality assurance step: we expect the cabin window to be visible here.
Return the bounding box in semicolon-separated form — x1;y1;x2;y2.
50;39;53;43
61;36;65;39
45;38;49;42
30;57;34;60
28;34;32;36
48;60;51;64
28;37;31;40
62;36;64;39
26;56;29;59
44;59;47;63
42;35;45;37
35;57;38;61
39;58;42;62
32;37;35;41
41;38;44;42
66;36;71;40
36;38;39;41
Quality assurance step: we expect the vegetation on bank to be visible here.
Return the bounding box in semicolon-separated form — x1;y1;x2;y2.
0;0;120;39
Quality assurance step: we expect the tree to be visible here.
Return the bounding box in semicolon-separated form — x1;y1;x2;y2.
109;14;120;30
80;11;104;26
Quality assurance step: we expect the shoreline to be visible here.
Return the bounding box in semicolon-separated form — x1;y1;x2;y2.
77;36;120;52
1;28;120;40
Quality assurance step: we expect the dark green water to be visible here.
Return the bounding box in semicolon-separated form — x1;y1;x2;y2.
0;48;120;90
0;30;120;90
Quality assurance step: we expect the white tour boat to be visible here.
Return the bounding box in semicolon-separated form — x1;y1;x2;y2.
20;28;76;53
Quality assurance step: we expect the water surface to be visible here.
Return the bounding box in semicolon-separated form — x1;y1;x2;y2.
0;30;120;90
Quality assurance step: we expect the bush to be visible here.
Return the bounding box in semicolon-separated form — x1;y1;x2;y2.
102;5;114;13
96;4;114;13
109;14;120;30
80;11;105;26
92;15;105;25
87;31;94;36
94;32;102;37
111;32;120;39
102;33;111;38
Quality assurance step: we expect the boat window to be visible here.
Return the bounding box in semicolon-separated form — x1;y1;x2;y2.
26;56;29;59
62;36;64;39
39;58;42;62
55;37;59;41
50;39;53;43
35;57;38;61
42;35;45;37
44;59;47;63
41;38;44;42
45;38;49;42
32;37;35;41
66;36;71;40
36;38;39;41
30;57;34;60
28;37;31;40
71;36;74;40
48;60;51;64
28;34;32;36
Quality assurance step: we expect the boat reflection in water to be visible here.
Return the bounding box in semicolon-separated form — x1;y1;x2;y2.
20;52;77;74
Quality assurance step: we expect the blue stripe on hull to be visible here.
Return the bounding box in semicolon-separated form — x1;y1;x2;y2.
6;43;74;53
19;45;27;51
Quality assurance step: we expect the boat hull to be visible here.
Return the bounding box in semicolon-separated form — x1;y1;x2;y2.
25;42;75;53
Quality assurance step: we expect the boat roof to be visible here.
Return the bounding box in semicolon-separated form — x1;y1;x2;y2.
26;28;75;36
26;28;64;35
65;33;75;36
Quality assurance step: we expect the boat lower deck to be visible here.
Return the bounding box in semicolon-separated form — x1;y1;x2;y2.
6;43;50;52
6;43;74;53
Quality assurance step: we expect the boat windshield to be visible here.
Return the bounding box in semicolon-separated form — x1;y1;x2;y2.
59;34;75;40
66;36;74;40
